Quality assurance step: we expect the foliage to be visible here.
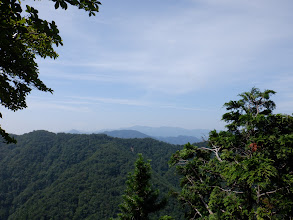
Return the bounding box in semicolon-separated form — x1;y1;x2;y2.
0;131;184;219
0;0;101;143
113;154;167;220
170;88;293;219
159;215;175;220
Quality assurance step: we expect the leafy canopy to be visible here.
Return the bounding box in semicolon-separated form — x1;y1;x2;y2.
171;88;293;219
0;0;101;143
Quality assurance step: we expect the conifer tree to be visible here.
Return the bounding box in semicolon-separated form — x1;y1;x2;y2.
114;154;166;220
171;88;293;219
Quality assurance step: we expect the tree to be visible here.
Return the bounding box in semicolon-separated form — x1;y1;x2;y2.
113;154;167;220
170;88;293;219
0;0;101;143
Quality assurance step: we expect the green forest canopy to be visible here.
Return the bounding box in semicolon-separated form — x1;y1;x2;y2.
0;131;186;219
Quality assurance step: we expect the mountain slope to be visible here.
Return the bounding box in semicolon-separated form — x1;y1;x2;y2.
0;131;184;220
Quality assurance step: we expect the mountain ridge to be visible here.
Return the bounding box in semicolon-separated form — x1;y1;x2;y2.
67;126;210;145
68;126;210;138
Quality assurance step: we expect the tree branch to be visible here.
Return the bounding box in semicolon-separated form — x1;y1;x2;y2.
210;186;244;194
259;187;285;197
186;176;214;215
201;145;223;162
184;199;202;218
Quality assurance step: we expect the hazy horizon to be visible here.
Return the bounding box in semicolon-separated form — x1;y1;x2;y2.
9;125;212;136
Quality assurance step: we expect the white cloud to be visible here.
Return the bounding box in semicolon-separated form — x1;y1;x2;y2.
70;95;214;112
71;96;152;107
34;0;293;95
29;102;91;113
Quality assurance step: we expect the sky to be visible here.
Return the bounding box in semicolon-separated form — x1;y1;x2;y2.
2;0;293;134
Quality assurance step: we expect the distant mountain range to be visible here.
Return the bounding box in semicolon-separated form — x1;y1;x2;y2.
67;126;210;145
103;130;150;139
126;126;210;138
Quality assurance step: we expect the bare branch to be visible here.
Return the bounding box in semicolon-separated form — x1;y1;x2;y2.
210;186;244;194
183;198;202;218
177;159;188;165
191;167;204;183
198;193;214;215
259;187;285;197
178;194;202;218
186;176;214;215
201;145;223;162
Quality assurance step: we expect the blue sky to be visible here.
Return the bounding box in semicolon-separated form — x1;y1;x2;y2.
2;0;293;134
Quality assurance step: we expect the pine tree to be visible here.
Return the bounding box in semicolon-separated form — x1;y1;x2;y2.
114;154;166;220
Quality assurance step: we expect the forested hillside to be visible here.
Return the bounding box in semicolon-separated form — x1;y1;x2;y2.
0;131;188;219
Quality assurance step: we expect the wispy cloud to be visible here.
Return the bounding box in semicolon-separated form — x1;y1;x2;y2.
70;96;151;107
36;0;293;95
26;96;92;113
70;95;213;112
157;104;213;112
